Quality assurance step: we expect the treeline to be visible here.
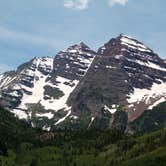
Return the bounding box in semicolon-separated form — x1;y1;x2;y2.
0;105;166;166
131;102;166;133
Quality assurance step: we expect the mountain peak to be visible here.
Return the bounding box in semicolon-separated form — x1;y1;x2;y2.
66;42;90;53
119;33;134;39
118;34;153;53
0;35;165;131
98;34;153;55
32;56;53;62
78;41;89;48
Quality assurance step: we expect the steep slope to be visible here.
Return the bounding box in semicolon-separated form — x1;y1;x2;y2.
0;35;165;131
0;57;54;119
130;101;166;133
0;43;96;130
52;42;96;80
67;34;166;130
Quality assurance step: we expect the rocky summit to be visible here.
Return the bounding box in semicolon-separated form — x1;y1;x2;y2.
0;34;166;131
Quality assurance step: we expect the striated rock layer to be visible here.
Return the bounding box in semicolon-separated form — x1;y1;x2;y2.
0;35;165;131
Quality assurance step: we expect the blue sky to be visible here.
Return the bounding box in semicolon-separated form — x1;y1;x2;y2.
0;0;166;73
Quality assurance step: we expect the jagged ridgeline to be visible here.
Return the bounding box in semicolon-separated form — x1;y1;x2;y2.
0;34;166;131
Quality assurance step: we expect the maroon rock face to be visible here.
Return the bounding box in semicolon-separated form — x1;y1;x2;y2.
68;34;166;123
0;34;165;130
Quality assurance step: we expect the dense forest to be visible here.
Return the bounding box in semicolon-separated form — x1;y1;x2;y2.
0;105;166;166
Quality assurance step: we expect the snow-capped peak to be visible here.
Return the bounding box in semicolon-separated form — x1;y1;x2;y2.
0;43;97;130
29;57;54;75
66;42;90;53
119;34;152;53
1;35;165;131
32;56;53;67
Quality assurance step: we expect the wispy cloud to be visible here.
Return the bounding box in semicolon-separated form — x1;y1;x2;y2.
108;0;129;7
64;0;89;10
63;0;129;10
0;26;63;49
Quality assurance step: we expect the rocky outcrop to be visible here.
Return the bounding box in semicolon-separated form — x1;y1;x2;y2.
68;34;166;130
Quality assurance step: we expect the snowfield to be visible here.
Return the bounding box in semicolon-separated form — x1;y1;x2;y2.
127;81;166;109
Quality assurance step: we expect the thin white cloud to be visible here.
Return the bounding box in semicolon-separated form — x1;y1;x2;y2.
108;0;128;7
64;0;89;10
0;26;62;49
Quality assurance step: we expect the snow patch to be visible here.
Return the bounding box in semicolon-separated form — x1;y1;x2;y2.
55;108;71;125
88;117;95;128
148;97;165;110
121;36;151;53
70;115;78;119
11;109;28;119
0;75;17;89
126;58;166;72
106;66;116;69
104;105;117;114
17;70;79;112
40;76;79;111
42;126;51;131
127;81;166;105
36;112;54;119
115;55;123;59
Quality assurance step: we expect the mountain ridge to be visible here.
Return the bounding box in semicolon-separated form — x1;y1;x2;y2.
0;34;166;131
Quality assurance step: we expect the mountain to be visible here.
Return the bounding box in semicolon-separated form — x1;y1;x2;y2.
67;34;166;131
0;42;96;130
0;34;166;131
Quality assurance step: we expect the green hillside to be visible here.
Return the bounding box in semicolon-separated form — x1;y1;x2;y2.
131;102;166;133
0;106;166;166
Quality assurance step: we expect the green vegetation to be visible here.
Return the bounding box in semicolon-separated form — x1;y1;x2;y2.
131;102;166;133
112;110;128;132
0;107;44;149
0;106;166;166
